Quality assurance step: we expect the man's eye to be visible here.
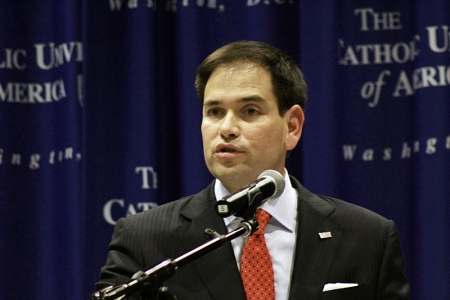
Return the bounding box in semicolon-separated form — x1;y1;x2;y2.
208;108;220;116
246;108;259;116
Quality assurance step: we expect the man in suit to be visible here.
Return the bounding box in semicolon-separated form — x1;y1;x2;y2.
96;41;410;299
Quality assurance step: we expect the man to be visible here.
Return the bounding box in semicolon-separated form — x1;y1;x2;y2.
96;41;410;299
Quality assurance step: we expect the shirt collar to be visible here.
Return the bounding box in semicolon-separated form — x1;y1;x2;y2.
214;169;297;233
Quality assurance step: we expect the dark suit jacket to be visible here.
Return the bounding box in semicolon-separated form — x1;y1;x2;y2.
96;176;410;299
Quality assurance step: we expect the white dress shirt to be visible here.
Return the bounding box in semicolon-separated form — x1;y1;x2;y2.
214;170;298;300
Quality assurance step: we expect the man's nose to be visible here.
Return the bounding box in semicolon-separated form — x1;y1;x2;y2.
219;112;240;138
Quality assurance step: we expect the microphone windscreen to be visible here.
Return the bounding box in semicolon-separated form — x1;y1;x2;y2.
258;170;285;199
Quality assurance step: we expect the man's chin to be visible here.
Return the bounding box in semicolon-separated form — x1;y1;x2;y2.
210;166;261;192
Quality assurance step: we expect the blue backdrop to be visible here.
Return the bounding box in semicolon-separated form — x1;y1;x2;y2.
1;1;449;299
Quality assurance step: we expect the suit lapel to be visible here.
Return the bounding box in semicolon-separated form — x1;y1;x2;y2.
288;178;344;300
176;182;247;300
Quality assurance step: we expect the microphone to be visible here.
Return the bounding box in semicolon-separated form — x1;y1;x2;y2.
215;170;285;218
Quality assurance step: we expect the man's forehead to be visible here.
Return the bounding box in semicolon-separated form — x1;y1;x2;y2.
205;63;272;93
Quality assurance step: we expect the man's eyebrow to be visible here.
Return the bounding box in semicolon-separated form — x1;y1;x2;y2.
203;99;221;106
203;96;266;106
239;95;266;103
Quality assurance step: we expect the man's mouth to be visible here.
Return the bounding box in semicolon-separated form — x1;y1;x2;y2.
215;144;242;155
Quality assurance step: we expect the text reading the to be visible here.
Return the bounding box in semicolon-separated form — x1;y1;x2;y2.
354;8;402;31
135;166;158;189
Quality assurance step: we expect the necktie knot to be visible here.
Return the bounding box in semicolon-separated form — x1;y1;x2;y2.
254;209;271;235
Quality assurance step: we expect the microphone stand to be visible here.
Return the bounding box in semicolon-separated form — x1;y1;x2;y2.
91;217;259;300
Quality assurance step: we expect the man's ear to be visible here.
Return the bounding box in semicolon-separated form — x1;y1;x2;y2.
284;105;304;151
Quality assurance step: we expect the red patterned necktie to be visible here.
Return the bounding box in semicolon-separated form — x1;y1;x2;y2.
240;209;275;300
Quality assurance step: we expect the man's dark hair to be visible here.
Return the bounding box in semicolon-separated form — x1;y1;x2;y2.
195;40;307;114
